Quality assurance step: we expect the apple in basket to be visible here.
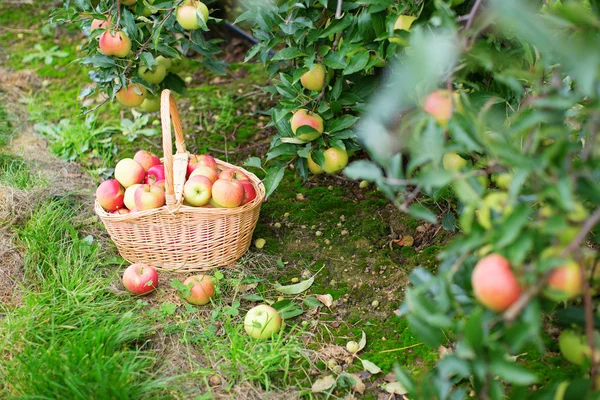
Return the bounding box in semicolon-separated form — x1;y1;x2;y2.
115;158;146;188
122;264;158;295
218;168;249;181
124;183;142;210
111;208;130;215
153;179;166;192
133;150;161;172
183;175;213;207
184;275;215;305
187;154;217;177
96;179;125;212
190;165;218;183
211;178;244;208
134;184;166;210
146;164;165;184
239;181;256;205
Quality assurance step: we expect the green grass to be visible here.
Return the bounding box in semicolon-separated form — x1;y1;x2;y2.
0;154;46;189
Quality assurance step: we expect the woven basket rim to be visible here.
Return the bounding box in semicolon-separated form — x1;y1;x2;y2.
95;158;266;220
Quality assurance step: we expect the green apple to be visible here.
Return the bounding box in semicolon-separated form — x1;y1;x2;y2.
559;330;589;365
176;1;209;30
156;55;172;71
140;94;160;112
307;151;324;175
323;147;348;174
442;152;467;171
244;304;282;340
300;64;326;92
139;63;167;84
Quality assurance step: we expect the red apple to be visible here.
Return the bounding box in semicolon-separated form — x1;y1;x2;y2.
290;109;324;141
423;90;462;126
544;261;583;302
124;183;142;210
133;150;161;172
115;158;146;188
146;164;165;184
471;254;522;312
115;84;146;107
122;264;158;295
153;179;166;192
190;165;218;183
99;30;131;58
183;175;212;207
187;154;217;176
211;178;244;208
134;183;166;210
91;19;109;31
183;275;215;305
111;208;130;215
239;180;257;205
218;168;249;181
96;179;125;212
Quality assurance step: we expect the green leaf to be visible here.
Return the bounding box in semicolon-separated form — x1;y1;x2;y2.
360;359;382;374
489;358;537;386
274;276;314;295
327;115;359;133
303;296;322;308
407;203;437;224
263;167;285;200
241;294;264;302
344;52;370;75
272;47;307;61
494;204;532;248
272;299;304;319
243;157;262;169
343;160;383;181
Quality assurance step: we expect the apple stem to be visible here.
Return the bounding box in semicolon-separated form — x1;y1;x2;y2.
116;0;121;30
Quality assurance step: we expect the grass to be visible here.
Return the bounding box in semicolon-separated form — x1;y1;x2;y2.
0;154;46;189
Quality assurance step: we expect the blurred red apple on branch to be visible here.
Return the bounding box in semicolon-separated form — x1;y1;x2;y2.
115;84;146;107
471;254;522;312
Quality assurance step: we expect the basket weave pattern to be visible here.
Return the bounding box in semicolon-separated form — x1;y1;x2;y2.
94;90;265;272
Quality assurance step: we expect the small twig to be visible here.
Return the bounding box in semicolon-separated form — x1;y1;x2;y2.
335;0;343;19
80;97;110;116
399;186;421;212
503;208;600;322
378;343;423;354
458;0;484;30
581;258;599;388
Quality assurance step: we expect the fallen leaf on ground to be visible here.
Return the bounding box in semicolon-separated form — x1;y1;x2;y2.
311;375;336;393
393;235;414;247
385;381;408;395
316;294;334;307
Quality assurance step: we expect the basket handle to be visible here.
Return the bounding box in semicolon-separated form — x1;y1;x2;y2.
160;89;187;208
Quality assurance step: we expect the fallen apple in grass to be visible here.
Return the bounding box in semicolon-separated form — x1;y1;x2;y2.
211;178;244;208
471;254;522;312
244;304;282;340
183;275;215;305
96;179;125;212
115;84;146;107
183;175;213;206
190;165;219;183
146;164;165;184
134;183;166;210
559;330;590;365
133;150;161;172
99;30;131;57
124;183;142;210
115;158;146;188
122;263;158;295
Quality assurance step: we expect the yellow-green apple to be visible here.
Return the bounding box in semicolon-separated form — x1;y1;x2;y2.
115;158;146;188
122;263;158;295
244;304;283;340
208;198;222;208
300;64;326;91
155;55;172;70
133;150;161;171
290;109;324;141
96;179;125;212
494;173;512;190
153;179;165;192
423;90;462;126
544;261;582;302
134;183;166;210
124;183;142;210
307;152;324;174
91;19;109;31
559;330;590;365
567;202;587;222
187;154;217;176
140;95;161;112
442;152;467;171
476;191;509;230
138;63;167;84
323;147;349;174
239;180;257;205
111;208;130;215
190;165;219;183
99;30;131;57
116;84;146;107
183;175;213;206
145;164;165;184
212;178;244;208
121;0;137;5
183;275;215;305
176;1;209;30
169;57;186;73
471;254;522;312
218;168;249;181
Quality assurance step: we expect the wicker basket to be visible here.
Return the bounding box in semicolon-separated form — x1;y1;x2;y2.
94;89;265;272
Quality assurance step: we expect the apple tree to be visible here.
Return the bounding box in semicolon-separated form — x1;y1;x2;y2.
50;0;226;113
341;0;600;397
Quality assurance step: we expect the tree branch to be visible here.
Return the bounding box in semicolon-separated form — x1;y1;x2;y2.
457;0;484;30
335;0;343;19
581;259;599;389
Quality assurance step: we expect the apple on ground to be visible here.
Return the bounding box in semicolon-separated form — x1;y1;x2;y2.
559;330;591;365
115;158;146;188
124;183;142;210
99;30;131;57
218;168;249;181
187;154;217;176
96;179;125;212
190;165;219;183
239;180;257;205
471;254;522;312
290;109;324;141
138;63;167;85
300;64;326;92
211;178;244;208
183;175;213;206
134;183;166;210
133;150;161;171
116;84;146;107
322;147;348;174
176;1;209;30
244;304;283;340
183;275;215;305
146;164;165;184
122;263;158;295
